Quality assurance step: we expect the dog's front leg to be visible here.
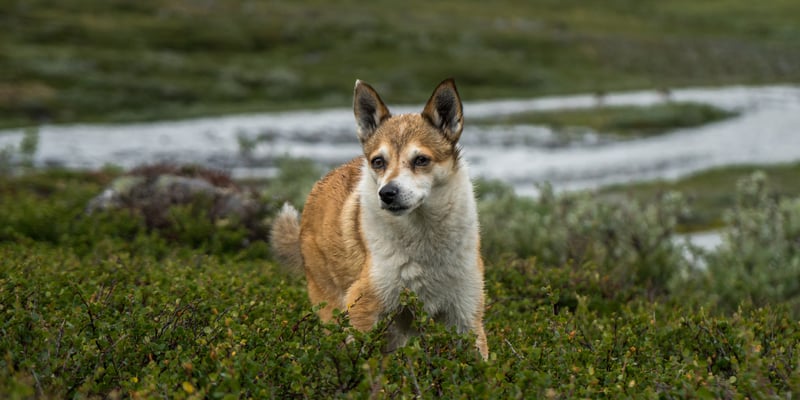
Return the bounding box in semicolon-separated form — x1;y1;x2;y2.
437;305;489;360
344;274;382;332
473;320;489;360
385;306;416;353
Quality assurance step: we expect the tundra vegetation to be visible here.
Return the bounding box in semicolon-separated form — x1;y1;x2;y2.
2;157;800;398
3;0;800;397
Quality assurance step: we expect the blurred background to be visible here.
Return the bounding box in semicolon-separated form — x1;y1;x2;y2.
1;0;799;195
3;0;800;124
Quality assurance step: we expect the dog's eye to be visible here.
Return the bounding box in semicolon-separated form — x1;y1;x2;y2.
371;156;385;169
414;155;430;167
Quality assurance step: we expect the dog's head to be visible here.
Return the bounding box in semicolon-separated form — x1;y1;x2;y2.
353;79;464;216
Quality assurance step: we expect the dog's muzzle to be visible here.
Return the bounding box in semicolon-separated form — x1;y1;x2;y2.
379;182;409;214
379;183;399;205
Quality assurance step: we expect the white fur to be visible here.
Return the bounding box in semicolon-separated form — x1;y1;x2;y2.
374;145;438;215
359;156;483;334
384;168;430;213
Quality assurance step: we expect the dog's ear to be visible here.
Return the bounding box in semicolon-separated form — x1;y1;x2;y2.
422;78;463;143
353;80;391;143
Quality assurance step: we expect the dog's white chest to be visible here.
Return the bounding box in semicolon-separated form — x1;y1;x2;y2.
366;216;478;313
359;160;482;325
399;261;424;283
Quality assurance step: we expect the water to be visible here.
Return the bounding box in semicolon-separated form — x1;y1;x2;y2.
2;84;799;196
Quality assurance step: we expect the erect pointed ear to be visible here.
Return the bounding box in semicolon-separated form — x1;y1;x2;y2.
353;80;391;143
421;78;463;143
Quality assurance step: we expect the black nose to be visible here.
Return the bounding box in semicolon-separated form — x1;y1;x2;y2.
379;183;399;204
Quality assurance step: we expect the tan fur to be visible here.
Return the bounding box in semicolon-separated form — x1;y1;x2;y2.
298;157;369;322
270;79;489;360
270;203;303;274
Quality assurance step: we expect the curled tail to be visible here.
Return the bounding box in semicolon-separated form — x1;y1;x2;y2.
270;203;304;275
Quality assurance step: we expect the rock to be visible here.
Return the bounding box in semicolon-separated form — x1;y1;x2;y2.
86;164;266;232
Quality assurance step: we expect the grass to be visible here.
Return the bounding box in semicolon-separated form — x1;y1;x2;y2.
597;162;800;231
2;0;800;127
472;102;737;137
2;165;800;397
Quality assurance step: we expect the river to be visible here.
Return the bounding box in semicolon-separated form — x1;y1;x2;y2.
1;84;799;197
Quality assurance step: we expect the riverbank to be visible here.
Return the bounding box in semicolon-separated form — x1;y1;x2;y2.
2;84;799;196
2;83;798;266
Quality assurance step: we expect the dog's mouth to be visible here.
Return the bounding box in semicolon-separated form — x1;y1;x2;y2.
381;203;410;215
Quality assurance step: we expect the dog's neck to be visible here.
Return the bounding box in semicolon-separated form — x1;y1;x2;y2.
412;162;476;228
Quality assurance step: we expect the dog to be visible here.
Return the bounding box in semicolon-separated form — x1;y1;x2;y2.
270;79;488;360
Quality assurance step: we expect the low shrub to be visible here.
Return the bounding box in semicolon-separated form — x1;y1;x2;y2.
2;166;800;397
696;172;800;314
2;243;799;398
478;179;690;299
0;168;271;261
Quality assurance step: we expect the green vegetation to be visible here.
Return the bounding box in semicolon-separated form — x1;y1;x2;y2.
2;1;799;395
598;162;800;231
3;0;800;127
2;163;800;397
473;102;737;137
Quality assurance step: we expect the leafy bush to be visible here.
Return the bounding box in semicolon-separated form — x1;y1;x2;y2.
2;243;799;398
2;167;800;397
478;179;690;298
696;172;800;314
0;169;270;261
